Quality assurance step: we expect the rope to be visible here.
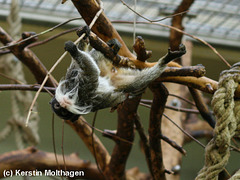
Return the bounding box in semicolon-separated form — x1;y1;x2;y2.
0;0;39;149
195;62;240;180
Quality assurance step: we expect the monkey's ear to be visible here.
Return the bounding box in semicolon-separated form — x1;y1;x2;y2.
65;41;78;57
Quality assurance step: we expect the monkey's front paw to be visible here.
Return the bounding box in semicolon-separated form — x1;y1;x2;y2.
76;26;91;39
107;39;122;55
65;41;78;57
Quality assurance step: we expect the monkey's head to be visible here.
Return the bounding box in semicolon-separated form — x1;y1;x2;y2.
50;80;93;121
50;97;80;122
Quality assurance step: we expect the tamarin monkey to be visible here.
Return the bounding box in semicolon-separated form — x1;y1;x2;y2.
50;27;186;122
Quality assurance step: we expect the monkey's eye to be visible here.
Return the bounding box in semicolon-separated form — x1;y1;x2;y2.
54;102;61;110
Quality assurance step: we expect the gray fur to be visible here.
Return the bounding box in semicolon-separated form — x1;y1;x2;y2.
52;40;186;118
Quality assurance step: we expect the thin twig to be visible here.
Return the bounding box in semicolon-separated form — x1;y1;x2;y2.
164;116;234;176
0;18;82;51
134;116;154;177
169;94;196;106
0;49;10;55
118;0;230;67
0;84;55;93
154;10;190;22
28;27;79;48
159;134;186;155
25;3;104;126
120;0;189;23
141;94;196;107
0;28;79;56
42;86;54;97
166;116;232;180
81;118;133;144
25;39;78;127
230;145;240;153
140;102;200;114
232;138;240;149
163;113;205;148
91;111;104;178
51;113;64;180
0;72;24;84
61;120;67;172
111;20;231;67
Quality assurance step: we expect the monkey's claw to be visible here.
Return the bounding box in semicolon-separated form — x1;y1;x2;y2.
76;26;91;39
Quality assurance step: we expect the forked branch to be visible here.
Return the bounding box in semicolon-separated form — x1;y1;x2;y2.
0;27;56;87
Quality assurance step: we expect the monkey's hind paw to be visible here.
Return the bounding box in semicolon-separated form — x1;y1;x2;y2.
65;41;78;57
107;39;122;55
76;26;91;39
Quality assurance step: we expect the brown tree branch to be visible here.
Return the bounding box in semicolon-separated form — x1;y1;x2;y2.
159;134;186;156
2;69;240;99
71;0;134;59
188;88;215;128
157;76;217;94
162;65;206;77
162;2;194;178
0;27;55;87
0;49;9;55
149;82;168;180
170;0;194;53
133;36;152;62
76;29;135;68
1;71;240;99
70;0;182;69
66;118;110;172
106;96;141;179
135;116;154;177
0;84;55;93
